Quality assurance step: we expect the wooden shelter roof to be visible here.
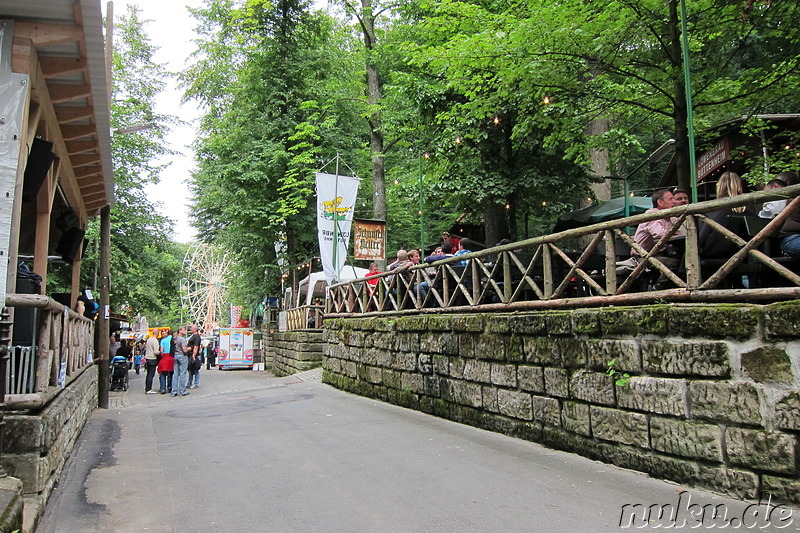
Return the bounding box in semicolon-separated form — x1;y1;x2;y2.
1;0;113;219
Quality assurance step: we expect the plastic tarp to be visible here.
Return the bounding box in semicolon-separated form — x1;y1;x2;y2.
0;21;30;303
297;265;369;307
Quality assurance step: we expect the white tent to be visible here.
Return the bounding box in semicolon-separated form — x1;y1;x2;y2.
296;265;369;307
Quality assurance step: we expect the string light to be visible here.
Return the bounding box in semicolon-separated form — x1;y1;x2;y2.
423;152;430;159
542;201;547;206
543;96;551;104
394;178;399;185
505;204;510;210
493;116;501;125
455;136;462;144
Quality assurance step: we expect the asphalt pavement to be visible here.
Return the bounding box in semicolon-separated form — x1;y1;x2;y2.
36;365;798;532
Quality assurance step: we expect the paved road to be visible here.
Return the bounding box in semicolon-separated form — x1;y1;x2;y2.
37;367;797;532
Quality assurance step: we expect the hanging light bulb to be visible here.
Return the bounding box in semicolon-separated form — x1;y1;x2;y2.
493;116;501;125
455;136;462;144
394;178;399;185
543;96;551;104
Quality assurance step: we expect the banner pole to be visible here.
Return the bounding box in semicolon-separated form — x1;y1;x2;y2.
333;153;340;283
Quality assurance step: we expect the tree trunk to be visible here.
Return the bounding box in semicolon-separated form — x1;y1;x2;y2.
669;0;692;193
360;0;387;225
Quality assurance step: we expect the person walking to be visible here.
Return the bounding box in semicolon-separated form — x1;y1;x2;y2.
144;333;161;394
171;326;190;397
186;325;202;389
157;341;175;394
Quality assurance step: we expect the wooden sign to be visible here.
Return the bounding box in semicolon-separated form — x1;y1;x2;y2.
353;219;386;261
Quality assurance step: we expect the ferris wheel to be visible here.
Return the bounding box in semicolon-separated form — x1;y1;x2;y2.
181;243;233;332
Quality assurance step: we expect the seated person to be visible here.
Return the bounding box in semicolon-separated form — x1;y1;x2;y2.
625;189;682;289
759;178;787;219
779;172;800;257
364;262;382;293
699;172;756;259
417;243;454;304
388;250;408;270
671;188;690;206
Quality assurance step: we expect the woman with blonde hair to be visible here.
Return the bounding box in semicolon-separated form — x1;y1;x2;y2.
699;171;755;259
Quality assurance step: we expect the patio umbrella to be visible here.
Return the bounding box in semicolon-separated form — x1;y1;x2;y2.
553;196;653;232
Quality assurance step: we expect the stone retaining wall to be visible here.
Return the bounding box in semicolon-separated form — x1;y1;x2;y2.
272;330;324;376
323;303;800;502
1;364;98;519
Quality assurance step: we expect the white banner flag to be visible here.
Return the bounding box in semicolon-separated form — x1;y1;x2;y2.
315;173;361;283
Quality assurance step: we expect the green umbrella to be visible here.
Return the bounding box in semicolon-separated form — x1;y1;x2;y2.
554;196;652;232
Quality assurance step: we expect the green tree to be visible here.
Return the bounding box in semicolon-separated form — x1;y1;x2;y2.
183;0;365;305
87;6;185;325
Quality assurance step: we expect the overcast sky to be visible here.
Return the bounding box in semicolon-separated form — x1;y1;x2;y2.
110;0;205;244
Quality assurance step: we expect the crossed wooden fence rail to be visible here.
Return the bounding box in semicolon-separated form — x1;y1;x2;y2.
327;184;800;317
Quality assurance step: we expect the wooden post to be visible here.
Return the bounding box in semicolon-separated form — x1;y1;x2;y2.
98;205;110;408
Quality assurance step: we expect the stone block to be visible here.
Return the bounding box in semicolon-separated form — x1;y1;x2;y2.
417;353;433;375
463;359;491;384
366;366;383;384
505;336;525;363
562;401;590;436
395;316;427;331
762;475;800;505
569;370;615;406
572;309;600;334
544;367;569;398
556;338;587;368
419;332;458;355
518;365;545;393
382;369;402;389
491;363;517;388
586;339;640;373
650;416;721;462
374;349;392;368
458;334;476;358
590;406;648;447
425;315;451;332
393;333;420;353
533;396;561;427
689;381;762;425
485;315;510;334
424;375;443;398
523;336;559;365
371;333;393;350
764;301;800;339
616;377;688;416
740;345;793;384
668;305;759;340
449;357;465;379
392;352;418;372
508;313;547;335
600;306;669;336
497;389;533;420
482;386;499;413
450;315;486;333
401;372;425;395
473;334;506;361
451;380;483;408
775;391;800;431
697;466;759;500
642;340;730;377
545;313;572;335
433;355;449;376
726;427;796;475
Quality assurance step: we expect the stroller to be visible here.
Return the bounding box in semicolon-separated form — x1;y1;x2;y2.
109;355;129;391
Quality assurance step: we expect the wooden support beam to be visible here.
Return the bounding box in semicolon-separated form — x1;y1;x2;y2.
78;183;105;195
70;154;100;168
60;124;96;140
74;166;102;179
48;83;91;104
39;56;87;79
55;105;93;123
14;22;84;47
65;141;96;155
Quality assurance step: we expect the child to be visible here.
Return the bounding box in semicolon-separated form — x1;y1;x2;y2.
157;350;174;394
133;351;142;375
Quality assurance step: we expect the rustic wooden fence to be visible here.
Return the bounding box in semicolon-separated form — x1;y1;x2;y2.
327;184;800;317
4;294;94;405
